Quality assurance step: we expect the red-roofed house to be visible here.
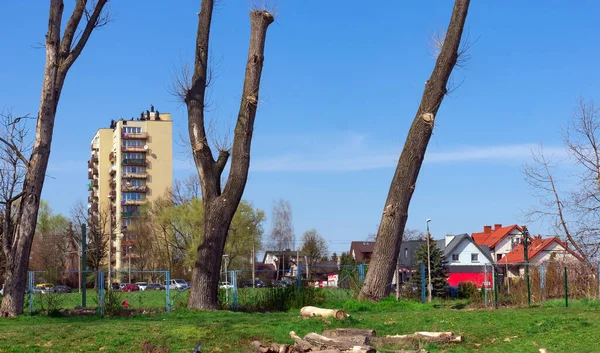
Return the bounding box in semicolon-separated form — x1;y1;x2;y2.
499;236;584;276
472;224;524;262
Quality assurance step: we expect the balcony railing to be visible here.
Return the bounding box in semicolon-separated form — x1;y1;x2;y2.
122;132;148;139
88;171;93;180
121;185;148;193
122;199;146;206
122;172;147;179
92;179;98;187
91;155;98;163
109;151;115;161
108;166;117;175
93;167;98;175
122;159;147;166
121;146;147;153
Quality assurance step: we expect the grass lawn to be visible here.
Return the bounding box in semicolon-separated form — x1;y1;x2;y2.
1;297;600;352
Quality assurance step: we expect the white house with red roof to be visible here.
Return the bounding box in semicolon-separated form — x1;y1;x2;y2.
499;236;584;277
472;224;524;262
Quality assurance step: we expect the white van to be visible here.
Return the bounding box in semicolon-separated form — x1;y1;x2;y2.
166;279;189;290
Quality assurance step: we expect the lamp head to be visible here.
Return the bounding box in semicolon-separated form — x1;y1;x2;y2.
426;218;431;223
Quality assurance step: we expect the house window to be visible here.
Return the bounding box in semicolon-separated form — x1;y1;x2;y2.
452;254;459;262
471;253;479;262
404;248;408;259
497;254;503;261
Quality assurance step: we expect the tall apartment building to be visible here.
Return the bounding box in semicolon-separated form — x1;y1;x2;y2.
88;106;172;275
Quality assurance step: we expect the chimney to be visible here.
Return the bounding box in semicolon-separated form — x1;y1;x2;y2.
483;225;492;234
445;234;455;246
494;224;502;230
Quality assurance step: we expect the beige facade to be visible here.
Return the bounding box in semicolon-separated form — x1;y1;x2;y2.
88;108;172;275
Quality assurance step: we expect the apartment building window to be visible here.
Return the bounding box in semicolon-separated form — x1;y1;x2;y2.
124;153;144;159
123;205;139;213
125;179;144;186
122;127;142;134
123;140;143;147
452;254;459;262
123;192;143;200
471;253;479;263
122;219;132;227
123;166;145;174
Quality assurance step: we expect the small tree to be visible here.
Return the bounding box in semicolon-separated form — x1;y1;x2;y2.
300;229;328;278
412;237;448;298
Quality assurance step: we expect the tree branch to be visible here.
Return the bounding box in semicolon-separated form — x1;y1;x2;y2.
59;0;87;58
216;149;230;176
0;137;29;168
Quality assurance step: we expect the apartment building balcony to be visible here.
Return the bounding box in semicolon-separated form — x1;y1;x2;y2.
121;132;148;139
91;155;98;163
121;239;137;248
90;202;99;213
121;146;147;153
87;160;93;168
93;166;98;175
87;195;97;203
122;172;147;179
88;171;93;180
109;166;117;175
122;199;146;206
92;179;99;187
109;151;115;162
121;185;148;193
121;158;147;166
109;190;116;198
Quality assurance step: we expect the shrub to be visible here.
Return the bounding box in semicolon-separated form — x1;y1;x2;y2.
457;281;479;299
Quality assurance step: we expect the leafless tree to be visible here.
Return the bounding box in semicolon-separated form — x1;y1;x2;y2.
0;112;30;285
524;99;600;261
183;0;274;309
269;199;294;280
359;0;471;301
0;0;109;316
70;200;109;272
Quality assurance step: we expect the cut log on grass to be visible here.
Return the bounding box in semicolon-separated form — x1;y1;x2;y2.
372;331;461;346
302;333;376;353
290;331;315;352
322;329;377;338
251;340;293;353
300;306;348;320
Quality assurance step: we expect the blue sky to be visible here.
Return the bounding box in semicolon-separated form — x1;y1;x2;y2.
2;1;599;256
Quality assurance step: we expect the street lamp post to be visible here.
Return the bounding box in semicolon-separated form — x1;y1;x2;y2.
426;219;432;303
128;246;132;283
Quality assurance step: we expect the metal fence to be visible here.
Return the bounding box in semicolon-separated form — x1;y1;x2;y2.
25;270;172;315
454;261;600;308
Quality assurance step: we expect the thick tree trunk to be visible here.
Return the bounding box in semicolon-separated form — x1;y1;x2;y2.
186;2;274;309
0;0;107;316
358;0;470;302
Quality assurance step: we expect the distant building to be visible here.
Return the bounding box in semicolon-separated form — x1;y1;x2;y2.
88;107;172;275
443;234;495;287
472;224;524;261
349;241;375;263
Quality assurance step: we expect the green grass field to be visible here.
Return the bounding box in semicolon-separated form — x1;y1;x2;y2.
2;296;600;352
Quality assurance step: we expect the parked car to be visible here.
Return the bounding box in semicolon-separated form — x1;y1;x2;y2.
121;283;140;292
219;281;232;289
34;283;55;294
166;279;189;290
135;282;149;291
273;279;292;287
54;285;72;293
243;279;266;288
145;283;163;290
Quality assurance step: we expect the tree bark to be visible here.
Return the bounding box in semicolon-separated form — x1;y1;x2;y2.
0;0;107;317
186;2;274;309
358;0;470;302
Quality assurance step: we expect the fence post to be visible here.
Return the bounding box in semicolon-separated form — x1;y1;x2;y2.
28;271;33;314
420;263;426;303
165;271;171;312
358;264;365;283
493;268;499;309
484;264;488;308
231;271;238;312
81;224;87;308
98;271;105;316
564;266;569;308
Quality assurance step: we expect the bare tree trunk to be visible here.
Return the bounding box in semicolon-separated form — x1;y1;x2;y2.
0;0;108;317
186;1;274;309
358;0;470;301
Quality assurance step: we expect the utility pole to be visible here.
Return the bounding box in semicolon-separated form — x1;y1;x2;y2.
426;219;432;303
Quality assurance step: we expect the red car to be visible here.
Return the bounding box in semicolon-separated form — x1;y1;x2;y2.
121;283;139;292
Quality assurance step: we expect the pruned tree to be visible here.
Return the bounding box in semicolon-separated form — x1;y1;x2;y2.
269;199;294;279
0;0;109;316
523;99;600;261
300;228;328;278
182;0;274;309
359;0;471;301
